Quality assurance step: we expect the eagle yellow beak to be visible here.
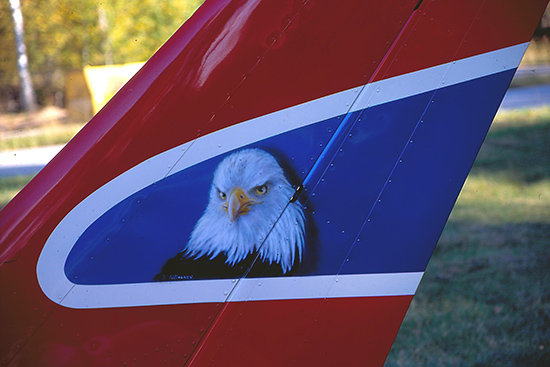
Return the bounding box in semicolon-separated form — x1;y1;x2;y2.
225;187;257;222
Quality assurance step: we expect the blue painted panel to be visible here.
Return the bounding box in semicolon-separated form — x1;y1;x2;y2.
66;117;340;284
65;69;515;284
339;69;515;274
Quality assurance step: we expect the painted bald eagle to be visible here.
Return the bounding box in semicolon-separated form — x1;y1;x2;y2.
155;149;305;280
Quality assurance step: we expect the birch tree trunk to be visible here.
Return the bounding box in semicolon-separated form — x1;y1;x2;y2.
9;0;37;112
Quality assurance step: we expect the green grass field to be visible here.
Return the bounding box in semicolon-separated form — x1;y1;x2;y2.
0;123;83;151
0;107;549;366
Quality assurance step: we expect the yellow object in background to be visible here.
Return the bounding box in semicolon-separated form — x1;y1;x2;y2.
83;62;145;114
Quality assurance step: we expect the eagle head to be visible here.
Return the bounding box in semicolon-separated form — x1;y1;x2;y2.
183;149;305;274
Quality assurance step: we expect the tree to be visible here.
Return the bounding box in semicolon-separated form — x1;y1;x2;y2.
0;0;204;110
8;0;36;112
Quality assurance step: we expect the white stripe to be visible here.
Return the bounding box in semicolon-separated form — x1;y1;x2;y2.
228;272;424;302
59;272;423;309
351;43;527;111
37;43;526;309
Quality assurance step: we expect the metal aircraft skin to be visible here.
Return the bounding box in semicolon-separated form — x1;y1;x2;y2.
1;0;548;366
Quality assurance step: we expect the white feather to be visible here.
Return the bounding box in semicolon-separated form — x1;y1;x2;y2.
184;149;305;273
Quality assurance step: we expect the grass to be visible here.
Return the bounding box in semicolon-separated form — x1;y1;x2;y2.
0;108;549;366
0;123;82;151
385;107;550;367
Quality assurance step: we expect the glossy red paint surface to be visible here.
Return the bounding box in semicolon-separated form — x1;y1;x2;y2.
375;0;549;81
4;303;220;366
1;0;548;366
188;296;413;367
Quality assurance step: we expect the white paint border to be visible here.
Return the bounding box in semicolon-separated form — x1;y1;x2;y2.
37;43;526;309
60;272;424;309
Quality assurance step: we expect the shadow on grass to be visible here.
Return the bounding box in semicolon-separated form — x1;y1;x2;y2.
472;117;550;183
386;222;550;367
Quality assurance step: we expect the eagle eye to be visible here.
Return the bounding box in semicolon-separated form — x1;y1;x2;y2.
218;190;227;200
254;185;268;196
